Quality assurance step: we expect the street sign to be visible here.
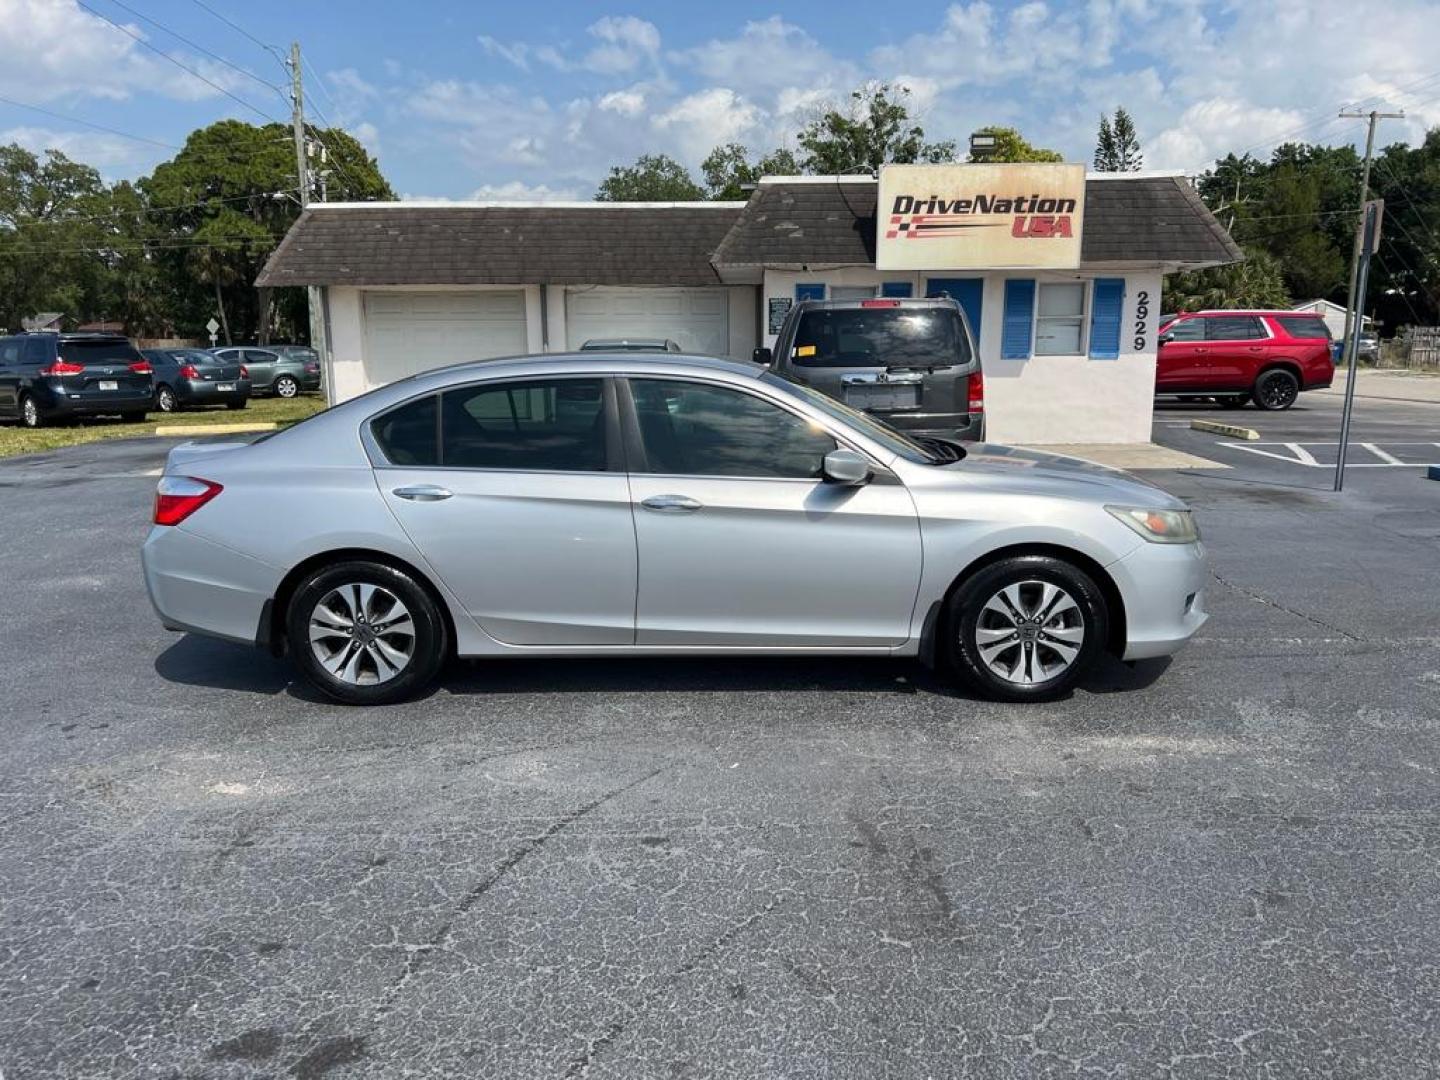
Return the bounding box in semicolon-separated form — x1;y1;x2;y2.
1361;198;1384;255
206;316;220;348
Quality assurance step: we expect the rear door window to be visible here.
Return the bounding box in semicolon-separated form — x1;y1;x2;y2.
1204;316;1267;341
1274;316;1331;339
440;378;608;472
372;394;439;466
791;308;970;368
58;339;141;364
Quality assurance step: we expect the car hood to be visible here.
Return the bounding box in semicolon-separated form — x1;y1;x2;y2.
938;443;1184;508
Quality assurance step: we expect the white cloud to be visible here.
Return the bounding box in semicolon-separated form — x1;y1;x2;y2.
652;88;762;161
677;17;854;96
478;35;530;71
328;68;379;100
468;180;583;202
0;125;159;177
597;88;646;117
583;15;660;74
1147;99;1307;172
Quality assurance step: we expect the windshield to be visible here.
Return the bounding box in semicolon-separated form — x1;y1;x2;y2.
761;371;946;464
59;339;140;364
792;307;971;369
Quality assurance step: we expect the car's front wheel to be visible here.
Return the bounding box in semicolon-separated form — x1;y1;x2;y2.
945;555;1108;702
1252;369;1299;411
273;375;299;398
286;561;449;705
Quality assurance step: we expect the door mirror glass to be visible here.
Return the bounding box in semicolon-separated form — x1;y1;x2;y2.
821;448;871;486
1157;332;1173;346
751;346;773;366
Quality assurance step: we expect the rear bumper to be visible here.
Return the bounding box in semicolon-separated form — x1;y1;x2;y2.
176;378;252;404
875;411;984;442
1109;540;1210;660
142;525;281;647
34;382;154;417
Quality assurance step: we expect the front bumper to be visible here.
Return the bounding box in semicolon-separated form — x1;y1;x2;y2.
1109;539;1209;660
142;525;281;647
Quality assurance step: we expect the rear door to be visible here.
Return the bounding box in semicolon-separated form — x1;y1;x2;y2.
623;375;922;647
1156;316;1208;390
1203;314;1268;387
0;337;20;415
240;349;278;389
56;338;149;400
374;376;639;645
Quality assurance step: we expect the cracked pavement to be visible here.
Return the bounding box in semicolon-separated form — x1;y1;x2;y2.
2;412;1439;1078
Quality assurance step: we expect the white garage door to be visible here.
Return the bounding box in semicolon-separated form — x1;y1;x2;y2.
364;291;528;386
565;287;729;356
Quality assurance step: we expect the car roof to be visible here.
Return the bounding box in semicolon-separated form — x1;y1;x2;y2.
389;351;761;394
1173;309;1320;317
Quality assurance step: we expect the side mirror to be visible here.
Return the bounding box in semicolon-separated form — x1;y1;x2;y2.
1157;332;1173;346
752;346;773;367
822;448;872;486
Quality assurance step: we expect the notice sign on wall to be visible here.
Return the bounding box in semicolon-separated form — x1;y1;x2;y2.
876;163;1085;271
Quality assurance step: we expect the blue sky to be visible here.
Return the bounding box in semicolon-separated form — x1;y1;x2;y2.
2;0;1437;200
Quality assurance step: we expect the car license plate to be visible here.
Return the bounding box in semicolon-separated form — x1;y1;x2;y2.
98;380;118;391
217;383;235;392
843;383;922;411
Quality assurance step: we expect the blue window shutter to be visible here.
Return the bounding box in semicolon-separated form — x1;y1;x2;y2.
795;283;826;301
881;281;913;298
1089;278;1125;360
1001;279;1035;360
925;278;983;342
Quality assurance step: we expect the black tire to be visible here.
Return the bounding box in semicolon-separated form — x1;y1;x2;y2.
944;555;1108;703
155;384;178;413
1252;369;1299;411
1219;393;1250;409
286;560;448;705
120;411;147;423
226;400;248;411
273;375;299;399
19;394;42;429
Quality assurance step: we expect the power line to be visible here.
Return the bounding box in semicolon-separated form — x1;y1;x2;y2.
187;0;283;64
0;93;179;149
74;0;281;123
101;0;288;104
12;188;299;227
0;235;278;256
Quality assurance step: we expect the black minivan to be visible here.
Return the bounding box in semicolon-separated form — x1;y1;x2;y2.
0;332;154;428
755;297;984;442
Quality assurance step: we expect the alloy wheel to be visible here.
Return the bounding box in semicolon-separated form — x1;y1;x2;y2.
20;397;39;428
275;376;298;398
157;387;176;412
1257;375;1297;409
308;582;416;686
972;580;1086;686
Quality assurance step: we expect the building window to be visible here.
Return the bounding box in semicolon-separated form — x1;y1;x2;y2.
1034;282;1087;355
830;285;878;301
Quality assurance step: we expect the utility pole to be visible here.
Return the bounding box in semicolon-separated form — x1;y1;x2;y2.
1335;199;1382;491
1336;109;1402;369
286;41;332;400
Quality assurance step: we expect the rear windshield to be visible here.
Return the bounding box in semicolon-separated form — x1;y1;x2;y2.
1274;315;1331;340
792;308;971;369
59;339;141;363
286;348;318;361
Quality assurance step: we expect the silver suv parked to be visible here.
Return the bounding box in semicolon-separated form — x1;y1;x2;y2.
755;297;984;443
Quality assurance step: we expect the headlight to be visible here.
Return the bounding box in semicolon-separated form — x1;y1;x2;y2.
1106;506;1200;544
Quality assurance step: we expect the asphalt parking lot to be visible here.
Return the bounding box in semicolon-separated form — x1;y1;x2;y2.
3;395;1439;1079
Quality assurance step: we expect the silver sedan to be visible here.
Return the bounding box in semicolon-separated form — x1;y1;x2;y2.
142;354;1208;705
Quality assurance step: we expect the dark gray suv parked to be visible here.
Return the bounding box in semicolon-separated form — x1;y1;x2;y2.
0;332;154;428
755;297;984;443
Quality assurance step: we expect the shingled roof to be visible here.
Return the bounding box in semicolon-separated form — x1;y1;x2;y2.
709;175;1242;281
255;202;746;288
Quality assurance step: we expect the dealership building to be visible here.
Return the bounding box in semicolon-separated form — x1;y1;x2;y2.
257;168;1239;443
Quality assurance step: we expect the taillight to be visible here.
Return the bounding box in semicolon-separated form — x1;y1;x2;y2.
239;365;250;379
40;360;85;376
861;299;902;307
129;360;153;375
967;370;985;413
154;476;223;526
304;362;320;372
178;364;200;379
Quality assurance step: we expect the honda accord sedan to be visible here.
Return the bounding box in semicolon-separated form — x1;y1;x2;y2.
142;354;1207;705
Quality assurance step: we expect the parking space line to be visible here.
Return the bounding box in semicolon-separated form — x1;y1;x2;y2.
1286;443;1319;466
1215;441;1440;468
1361;443;1405;465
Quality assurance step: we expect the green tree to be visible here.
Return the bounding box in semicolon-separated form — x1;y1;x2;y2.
970;126;1064;164
595;154;705;201
1094;108;1142;171
797;84;956;175
1163;247;1291;312
700;143;801;200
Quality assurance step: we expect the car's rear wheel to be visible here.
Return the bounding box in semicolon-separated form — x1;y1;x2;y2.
155;384;178;412
945;555;1108;702
1252;369;1299;411
19;394;42;429
1219;393;1249;409
226;400;248;411
273;375;299;398
286;561;448;705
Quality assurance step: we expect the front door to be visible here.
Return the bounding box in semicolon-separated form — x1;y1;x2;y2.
623;376;923;647
374;377;638;646
1156;316;1209;390
241;349;278;391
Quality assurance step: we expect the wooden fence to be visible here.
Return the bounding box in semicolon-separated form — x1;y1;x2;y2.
1400;327;1440;369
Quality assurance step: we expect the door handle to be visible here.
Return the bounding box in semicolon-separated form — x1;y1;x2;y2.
640;494;702;514
392;484;453;502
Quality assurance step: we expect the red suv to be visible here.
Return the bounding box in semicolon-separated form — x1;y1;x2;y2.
1156;310;1335;410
